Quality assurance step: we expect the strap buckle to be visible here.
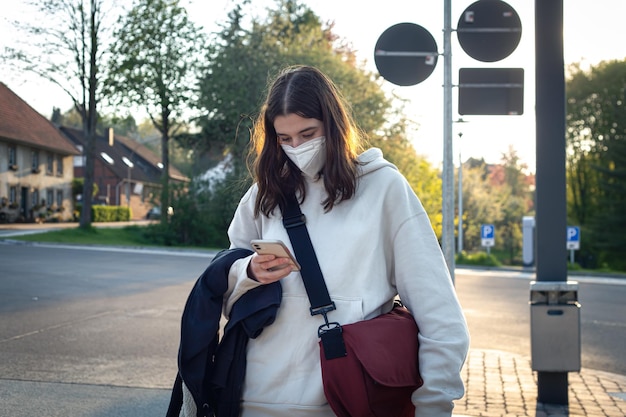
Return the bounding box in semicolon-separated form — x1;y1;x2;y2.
318;321;342;338
310;302;336;317
282;213;306;229
311;302;338;336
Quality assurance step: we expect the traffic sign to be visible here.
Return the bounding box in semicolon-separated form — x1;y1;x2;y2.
481;224;495;247
567;226;580;250
458;67;524;115
457;0;522;62
374;23;439;86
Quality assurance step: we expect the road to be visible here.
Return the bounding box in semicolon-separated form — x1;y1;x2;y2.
0;241;624;415
0;241;213;416
456;267;626;375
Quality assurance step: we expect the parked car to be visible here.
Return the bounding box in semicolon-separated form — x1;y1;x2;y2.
146;206;173;220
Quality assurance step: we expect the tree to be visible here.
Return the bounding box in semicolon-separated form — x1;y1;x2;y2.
566;59;626;269
140;0;442;245
457;161;501;252
456;148;533;264
491;148;533;263
194;0;394;161
380;133;443;237
186;0;442;242
3;0;109;228
106;0;206;221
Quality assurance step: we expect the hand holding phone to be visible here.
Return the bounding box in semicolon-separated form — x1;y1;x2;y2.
251;239;301;271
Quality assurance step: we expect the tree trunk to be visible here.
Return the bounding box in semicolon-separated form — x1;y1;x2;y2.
79;0;99;229
160;107;170;226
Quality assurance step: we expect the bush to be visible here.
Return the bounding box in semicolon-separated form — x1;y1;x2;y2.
144;171;250;248
456;250;502;267
75;204;131;222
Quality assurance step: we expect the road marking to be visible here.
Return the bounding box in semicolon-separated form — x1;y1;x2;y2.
456;268;626;286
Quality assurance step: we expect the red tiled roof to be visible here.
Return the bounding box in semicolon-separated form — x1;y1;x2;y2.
0;82;79;155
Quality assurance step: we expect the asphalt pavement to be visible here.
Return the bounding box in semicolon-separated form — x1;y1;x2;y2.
2;221;626;416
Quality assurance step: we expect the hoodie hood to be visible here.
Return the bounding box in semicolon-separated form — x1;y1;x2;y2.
357;148;398;177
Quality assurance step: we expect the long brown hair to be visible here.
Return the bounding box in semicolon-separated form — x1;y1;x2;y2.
249;65;365;217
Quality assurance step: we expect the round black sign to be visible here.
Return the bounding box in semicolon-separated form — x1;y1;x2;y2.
374;23;438;86
457;0;522;62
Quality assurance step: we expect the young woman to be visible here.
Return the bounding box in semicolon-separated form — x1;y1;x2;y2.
181;65;469;417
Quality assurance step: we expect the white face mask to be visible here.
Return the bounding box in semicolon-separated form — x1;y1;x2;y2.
281;136;326;179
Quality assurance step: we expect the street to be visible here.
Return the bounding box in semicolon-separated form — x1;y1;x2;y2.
456;267;626;375
0;242;625;416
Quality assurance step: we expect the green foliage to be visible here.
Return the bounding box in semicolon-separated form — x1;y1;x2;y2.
3;0;108;228
92;206;131;222
74;204;130;222
566;59;626;270
10;225;186;248
456;251;501;267
172;0;434;243
455;148;534;263
106;0;206;125
97;113;139;138
193;0;395;162
72;178;99;199
375;134;443;237
143;171;251;248
106;0;208;211
567;262;583;271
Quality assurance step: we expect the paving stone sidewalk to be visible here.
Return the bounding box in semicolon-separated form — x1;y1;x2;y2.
453;349;626;417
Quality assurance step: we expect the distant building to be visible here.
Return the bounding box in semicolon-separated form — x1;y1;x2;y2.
0;82;79;223
60;126;189;220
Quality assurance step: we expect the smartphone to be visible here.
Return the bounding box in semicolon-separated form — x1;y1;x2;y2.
250;239;301;271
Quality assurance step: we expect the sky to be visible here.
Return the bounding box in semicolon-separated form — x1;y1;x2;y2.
2;0;626;173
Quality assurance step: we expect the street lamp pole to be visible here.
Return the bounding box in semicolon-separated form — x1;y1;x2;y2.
458;132;463;254
442;0;455;282
127;165;131;207
122;157;134;208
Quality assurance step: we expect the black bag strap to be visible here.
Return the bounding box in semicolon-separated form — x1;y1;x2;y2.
282;194;347;359
282;194;334;315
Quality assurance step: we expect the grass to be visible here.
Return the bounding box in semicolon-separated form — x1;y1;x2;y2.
9;226;626;276
10;225;159;246
9;225;220;253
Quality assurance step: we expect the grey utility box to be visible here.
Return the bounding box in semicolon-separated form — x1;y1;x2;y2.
530;281;581;372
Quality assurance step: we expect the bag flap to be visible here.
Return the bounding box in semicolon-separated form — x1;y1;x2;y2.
342;307;422;388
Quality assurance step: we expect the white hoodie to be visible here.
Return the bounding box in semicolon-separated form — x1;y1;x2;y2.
182;148;469;417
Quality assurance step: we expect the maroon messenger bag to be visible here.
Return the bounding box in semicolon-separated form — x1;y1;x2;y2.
319;305;423;417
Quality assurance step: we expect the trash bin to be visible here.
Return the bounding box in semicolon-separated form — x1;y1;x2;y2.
530;281;581;372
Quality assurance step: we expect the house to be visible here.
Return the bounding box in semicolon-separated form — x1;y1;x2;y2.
0;82;79;223
60;126;189;220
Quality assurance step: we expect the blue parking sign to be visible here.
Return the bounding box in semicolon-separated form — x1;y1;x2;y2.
481;224;495;247
481;224;495;239
567;226;580;250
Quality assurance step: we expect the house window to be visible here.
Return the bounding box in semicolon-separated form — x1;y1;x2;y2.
74;145;84;167
56;154;63;176
47;189;54;208
31;149;40;173
32;189;40;208
8;145;17;170
101;152;114;165
9;186;17;205
46;152;54;175
56;190;63;208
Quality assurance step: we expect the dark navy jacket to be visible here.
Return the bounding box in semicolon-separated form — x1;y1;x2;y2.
166;248;282;417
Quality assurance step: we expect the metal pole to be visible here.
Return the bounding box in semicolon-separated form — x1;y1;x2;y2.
535;0;568;405
443;0;455;282
458;135;463;253
126;166;131;207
